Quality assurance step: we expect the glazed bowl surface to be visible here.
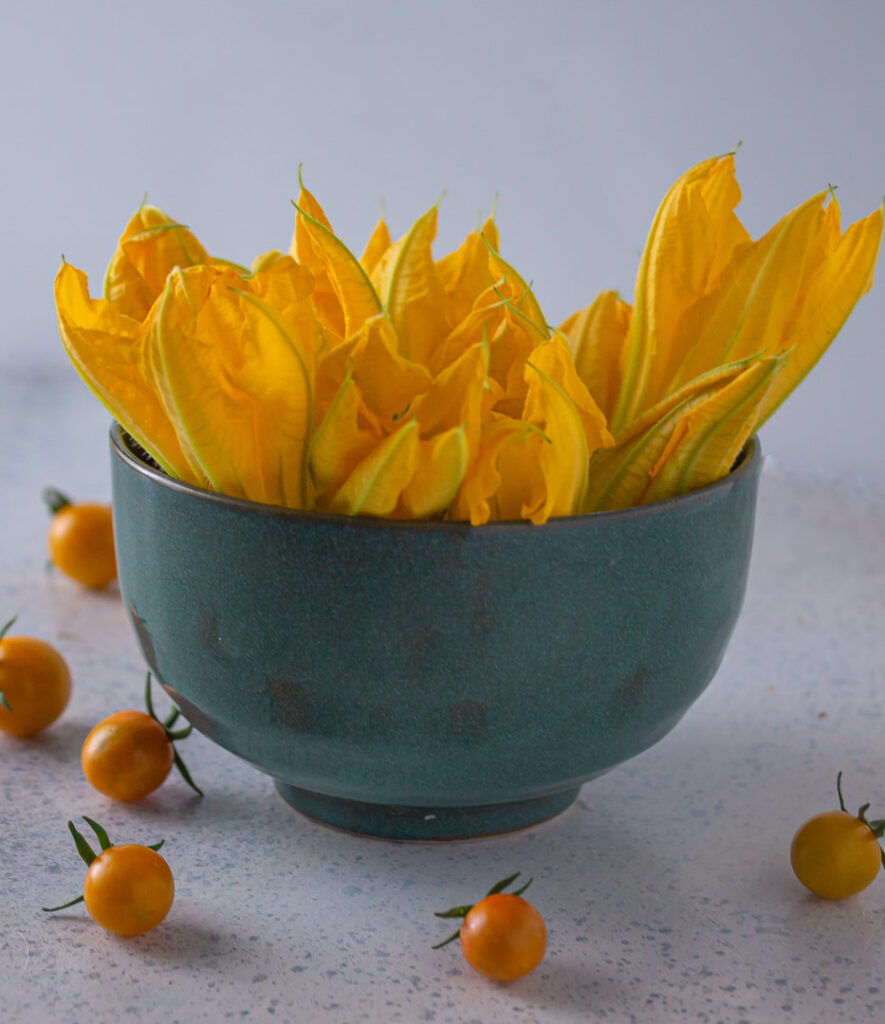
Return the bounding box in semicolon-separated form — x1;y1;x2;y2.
110;426;763;839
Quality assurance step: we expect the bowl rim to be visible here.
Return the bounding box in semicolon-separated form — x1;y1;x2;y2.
110;423;762;534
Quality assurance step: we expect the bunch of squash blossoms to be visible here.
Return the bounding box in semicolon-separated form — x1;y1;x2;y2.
54;154;882;524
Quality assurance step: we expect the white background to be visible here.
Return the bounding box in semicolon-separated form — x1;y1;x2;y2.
2;0;884;480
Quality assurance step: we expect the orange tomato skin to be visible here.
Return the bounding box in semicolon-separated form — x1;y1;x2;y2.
83;844;174;936
0;635;72;737
82;710;174;801
47;502;117;589
791;810;882;899
459;893;547;981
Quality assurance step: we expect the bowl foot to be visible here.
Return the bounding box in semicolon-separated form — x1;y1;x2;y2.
274;782;581;840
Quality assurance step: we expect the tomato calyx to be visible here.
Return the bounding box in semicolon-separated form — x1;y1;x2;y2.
143;672;204;797
42;817;165;913
432;872;533;949
42;487;73;516
0;615;18;711
837;770;885;866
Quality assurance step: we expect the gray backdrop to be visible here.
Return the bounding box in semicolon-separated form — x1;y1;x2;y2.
3;0;883;479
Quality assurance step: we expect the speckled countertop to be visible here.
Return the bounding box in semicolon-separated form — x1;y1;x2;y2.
2;363;884;1024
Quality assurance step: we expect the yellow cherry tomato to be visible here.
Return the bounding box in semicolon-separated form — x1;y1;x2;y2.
459;893;547;981
0;617;71;737
791;773;885;899
791;810;882;899
82;710;174;801
434;873;547;982
81;673;203;801
84;843;174;936
43;818;173;937
44;488;116;589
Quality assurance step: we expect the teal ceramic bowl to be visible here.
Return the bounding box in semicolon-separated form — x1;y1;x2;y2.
110;426;762;839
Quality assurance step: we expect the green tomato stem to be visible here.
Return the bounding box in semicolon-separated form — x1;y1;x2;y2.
431;927;462;949
172;747;203;797
434;905;473;920
836;770;848;812
432;871;533;950
68;820;97;867
0;616;16;642
42;488;73;516
144;671;158;721
836;773;885;865
144;671;203;796
42;894;85;913
83;816;113;851
486;871;522;897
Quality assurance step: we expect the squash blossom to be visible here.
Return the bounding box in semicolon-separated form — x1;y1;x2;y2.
54;155;882;523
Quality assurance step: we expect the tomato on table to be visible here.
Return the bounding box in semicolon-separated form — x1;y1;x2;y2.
44;817;173;936
81;673;202;800
791;772;885;899
434;872;547;981
0;616;71;737
43;487;116;589
84;842;174;936
459;892;548;981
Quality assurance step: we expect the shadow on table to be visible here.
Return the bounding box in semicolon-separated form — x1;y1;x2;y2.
7;717;90;763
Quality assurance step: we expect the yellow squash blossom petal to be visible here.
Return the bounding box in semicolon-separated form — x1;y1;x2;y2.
397;425;470;519
309;366;383;503
290;176;334;261
373;205;451;367
315;315;432;425
559;290;632;425
151;264;314;507
436;215;500;325
642;356;782;504
699;154;752;286
293;197;381;339
360;217;392;276
492;430;550;523
103;203;212;322
519;360;590;523
448;418;537;525
413;339;489;455
582;357;760;512
487;302;547;419
613;356;759;445
611;153;747;434
530;334;614;457
329;418;420;517
54;261;200;482
290;182;346;340
314;331;363;426
756;202;883;426
249;252;318;347
349;314;432;420
431;298;506;375
486;242;548;337
667;190;828;393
